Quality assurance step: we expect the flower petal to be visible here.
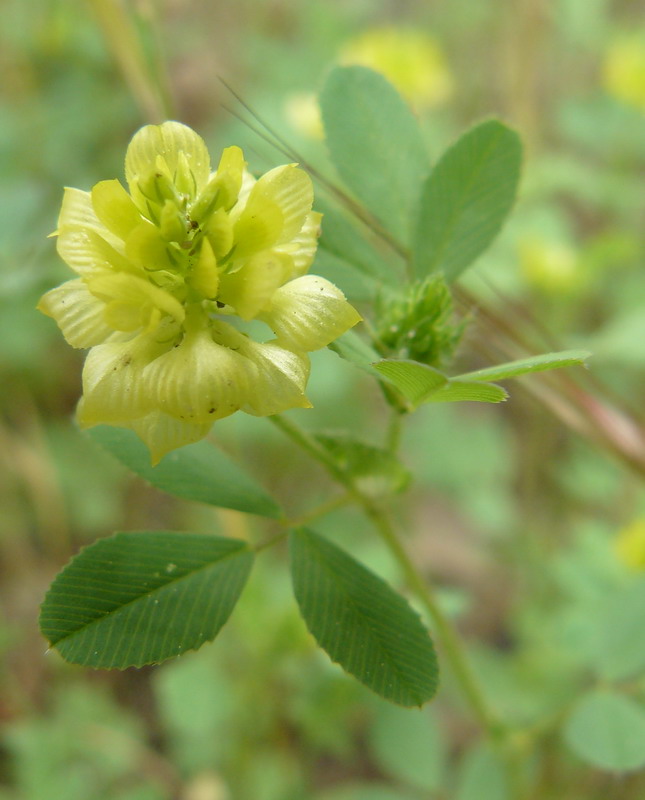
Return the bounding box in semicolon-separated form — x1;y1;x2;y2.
37;278;113;348
57;227;134;279
232;199;284;259
261;275;362;351
125;220;176;272
141;326;255;424
87;272;185;331
78;334;168;426
91;179;143;240
234;337;312;416
125;122;211;197
126;411;213;466
218;251;293;320
275;211;322;278
241;164;313;244
187;238;219;300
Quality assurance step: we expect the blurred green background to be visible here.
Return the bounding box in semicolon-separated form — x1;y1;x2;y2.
2;1;645;798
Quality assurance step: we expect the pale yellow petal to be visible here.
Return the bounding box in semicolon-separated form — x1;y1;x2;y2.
204;208;234;260
37;278;113;348
87;272;185;331
91;180;142;240
125;121;211;197
261;275;362;352
218;251;293;321
275;211;322;278
234;337;312;416
125;220;175;272
187;238;219;299
126;411;213;465
191;145;246;221
78;334;168;426
56;188;124;251
57;227;133;278
244;164;313;244
232;198;284;259
142;326;255;424
57;187;102;233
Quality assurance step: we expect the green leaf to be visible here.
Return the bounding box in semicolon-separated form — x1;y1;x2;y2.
563;690;645;772
40;531;253;668
593;577;645;682
290;528;438;707
368;704;445;791
456;350;591;383
87;426;281;519
320;66;430;245
372;359;507;408
315;433;410;495
371;360;447;407
414;119;522;280
425;380;508;404
456;743;509;800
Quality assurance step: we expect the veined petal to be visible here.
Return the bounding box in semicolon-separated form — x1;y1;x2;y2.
275;211;322;278
78;333;169;426
57;227;133;278
87;272;185;331
126;411;213;466
37;278;113;348
142;326;255;424
91;179;142;240
125;121;211;198
261;275;362;352
218;251;293;321
234;337;312;416
243;164;314;244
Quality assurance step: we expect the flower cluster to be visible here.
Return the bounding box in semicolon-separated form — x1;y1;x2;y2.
39;122;361;463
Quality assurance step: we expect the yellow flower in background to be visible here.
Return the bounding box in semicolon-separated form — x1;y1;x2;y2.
519;237;582;293
39;121;361;463
339;26;453;109
285;92;325;140
615;518;645;571
603;35;645;113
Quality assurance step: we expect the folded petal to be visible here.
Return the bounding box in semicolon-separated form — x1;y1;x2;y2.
125;122;211;198
275;211;322;278
261;275;361;351
125;411;213;466
218;251;293;320
141;326;255;424
234;337;312;416
87;272;185;331
57;227;133;278
37;278;113;348
78;334;168;426
242;164;313;244
91;179;143;240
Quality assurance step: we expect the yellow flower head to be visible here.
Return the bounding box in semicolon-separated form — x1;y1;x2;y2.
339;26;453;109
603;34;645;113
39;122;361;463
519;236;582;293
615;518;645;571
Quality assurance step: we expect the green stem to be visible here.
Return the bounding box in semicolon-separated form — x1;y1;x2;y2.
269;413;501;738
